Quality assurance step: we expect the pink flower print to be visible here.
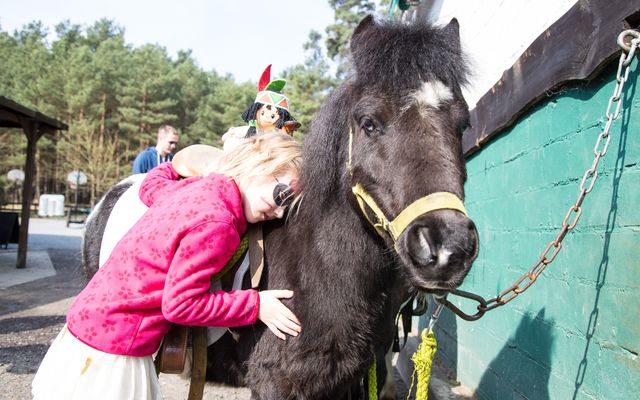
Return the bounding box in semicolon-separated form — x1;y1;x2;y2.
167;275;179;287
168;210;180;221
117;250;131;263
117;286;134;299
117;269;132;281
78;308;91;322
102;320;117;333
84;326;98;340
204;241;216;252
147;229;159;242
185;263;199;276
89;273;106;287
185;209;198;220
110;340;125;354
149;247;162;260
133;264;147;280
179;244;195;260
191;195;204;206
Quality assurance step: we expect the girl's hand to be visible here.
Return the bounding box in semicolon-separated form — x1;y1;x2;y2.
258;290;301;340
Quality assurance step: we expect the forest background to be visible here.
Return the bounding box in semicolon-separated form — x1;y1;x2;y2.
0;0;390;206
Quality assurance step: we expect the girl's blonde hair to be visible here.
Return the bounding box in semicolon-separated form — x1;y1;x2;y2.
216;132;303;191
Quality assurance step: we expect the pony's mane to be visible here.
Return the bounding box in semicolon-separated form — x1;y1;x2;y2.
300;83;353;205
351;18;469;92
300;18;469;204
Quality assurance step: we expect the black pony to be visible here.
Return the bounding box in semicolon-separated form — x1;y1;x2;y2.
207;16;478;399
83;16;478;400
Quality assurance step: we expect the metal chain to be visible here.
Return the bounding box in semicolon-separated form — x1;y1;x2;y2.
439;29;640;321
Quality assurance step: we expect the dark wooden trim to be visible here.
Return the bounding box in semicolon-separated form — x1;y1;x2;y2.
0;96;68;131
0;109;22;127
463;0;640;156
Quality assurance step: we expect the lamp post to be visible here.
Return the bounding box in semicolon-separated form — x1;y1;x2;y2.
66;170;87;225
7;169;25;207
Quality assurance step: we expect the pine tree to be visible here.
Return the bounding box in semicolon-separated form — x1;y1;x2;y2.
325;0;376;80
118;44;178;152
283;30;334;137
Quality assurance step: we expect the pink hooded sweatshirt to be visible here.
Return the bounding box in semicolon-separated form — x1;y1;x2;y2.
67;162;258;356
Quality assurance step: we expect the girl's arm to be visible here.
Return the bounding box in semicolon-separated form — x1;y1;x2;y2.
139;162;181;207
161;221;260;327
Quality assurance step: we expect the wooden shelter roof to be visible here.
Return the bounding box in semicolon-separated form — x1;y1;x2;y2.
0;95;67;269
0;95;68;131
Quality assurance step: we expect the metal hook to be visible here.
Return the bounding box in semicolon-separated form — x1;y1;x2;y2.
426;297;445;332
617;29;640;52
617;30;640;66
435;289;489;321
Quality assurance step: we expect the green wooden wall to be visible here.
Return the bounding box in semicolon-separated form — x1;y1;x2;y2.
424;58;639;399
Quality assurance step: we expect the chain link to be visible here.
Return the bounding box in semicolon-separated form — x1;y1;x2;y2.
439;30;639;321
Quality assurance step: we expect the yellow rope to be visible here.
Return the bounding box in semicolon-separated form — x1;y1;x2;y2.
368;359;378;400
406;329;437;400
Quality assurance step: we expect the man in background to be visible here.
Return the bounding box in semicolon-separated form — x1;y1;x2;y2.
132;125;180;174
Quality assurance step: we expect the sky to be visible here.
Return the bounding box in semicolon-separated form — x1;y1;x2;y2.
0;0;335;83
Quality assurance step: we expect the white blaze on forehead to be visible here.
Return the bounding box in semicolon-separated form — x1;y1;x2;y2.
413;80;453;108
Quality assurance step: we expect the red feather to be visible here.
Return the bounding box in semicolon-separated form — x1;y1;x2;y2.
258;64;272;91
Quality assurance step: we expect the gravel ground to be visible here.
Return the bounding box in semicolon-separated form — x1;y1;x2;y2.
0;218;250;400
0;218;471;400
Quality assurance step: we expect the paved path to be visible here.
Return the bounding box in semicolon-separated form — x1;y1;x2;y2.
0;218;471;400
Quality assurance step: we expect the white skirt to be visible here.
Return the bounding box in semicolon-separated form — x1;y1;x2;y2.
32;325;162;400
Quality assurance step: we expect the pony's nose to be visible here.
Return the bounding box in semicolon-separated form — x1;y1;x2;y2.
405;215;478;270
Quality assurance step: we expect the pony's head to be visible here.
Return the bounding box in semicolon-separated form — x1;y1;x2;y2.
346;16;478;292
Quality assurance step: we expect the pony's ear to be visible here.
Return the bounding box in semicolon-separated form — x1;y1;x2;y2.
442;18;461;50
352;15;375;43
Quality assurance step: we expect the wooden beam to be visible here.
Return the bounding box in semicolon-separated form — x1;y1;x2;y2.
16;119;39;269
0;96;68;131
187;327;208;400
0;109;22;126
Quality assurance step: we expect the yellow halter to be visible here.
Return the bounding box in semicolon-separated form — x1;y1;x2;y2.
346;129;468;242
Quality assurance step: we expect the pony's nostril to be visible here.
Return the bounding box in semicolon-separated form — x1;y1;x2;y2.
467;220;480;259
408;227;436;266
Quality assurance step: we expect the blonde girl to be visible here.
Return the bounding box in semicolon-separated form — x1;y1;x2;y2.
32;132;302;400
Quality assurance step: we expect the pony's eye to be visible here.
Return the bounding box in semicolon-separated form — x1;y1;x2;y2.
360;118;376;134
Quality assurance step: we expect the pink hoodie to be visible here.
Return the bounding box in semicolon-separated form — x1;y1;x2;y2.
67;163;258;356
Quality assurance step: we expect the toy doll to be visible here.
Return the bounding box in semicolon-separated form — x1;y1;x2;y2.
222;65;300;150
